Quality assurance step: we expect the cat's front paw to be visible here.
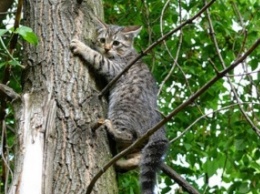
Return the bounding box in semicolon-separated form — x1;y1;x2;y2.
70;39;87;55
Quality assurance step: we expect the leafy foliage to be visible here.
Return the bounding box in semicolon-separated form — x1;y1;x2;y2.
103;0;260;193
118;171;140;194
0;4;37;193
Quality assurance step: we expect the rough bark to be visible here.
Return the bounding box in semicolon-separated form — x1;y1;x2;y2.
8;0;118;194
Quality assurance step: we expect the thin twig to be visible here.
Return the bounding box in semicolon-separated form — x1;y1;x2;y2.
170;102;260;144
207;58;220;74
231;1;260;115
205;0;260;137
141;0;156;72
225;70;260;77
158;0;204;124
157;0;183;96
0;37;24;68
9;0;23;52
1;121;14;193
0;11;16;15
98;0;217;98
86;37;260;194
231;1;247;56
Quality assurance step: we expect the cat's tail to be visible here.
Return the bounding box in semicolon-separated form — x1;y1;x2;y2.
140;134;168;194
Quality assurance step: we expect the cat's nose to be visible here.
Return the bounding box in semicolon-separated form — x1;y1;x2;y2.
104;44;112;52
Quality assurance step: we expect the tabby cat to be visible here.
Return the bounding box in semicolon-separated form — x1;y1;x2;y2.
70;18;168;194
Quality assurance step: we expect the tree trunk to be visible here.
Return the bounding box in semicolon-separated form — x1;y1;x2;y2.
8;0;118;194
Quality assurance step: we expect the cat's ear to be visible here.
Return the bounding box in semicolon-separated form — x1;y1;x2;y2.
92;16;108;29
122;26;142;38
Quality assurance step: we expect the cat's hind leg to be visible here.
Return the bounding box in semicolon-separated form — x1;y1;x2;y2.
116;152;141;172
91;118;135;143
103;119;142;171
91;118;106;131
103;119;134;144
93;119;141;171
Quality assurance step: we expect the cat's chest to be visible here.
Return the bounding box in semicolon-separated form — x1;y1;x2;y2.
111;70;147;94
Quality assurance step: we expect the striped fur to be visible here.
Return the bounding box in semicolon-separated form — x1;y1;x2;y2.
70;20;168;194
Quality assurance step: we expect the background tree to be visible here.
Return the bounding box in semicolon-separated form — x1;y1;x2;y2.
1;0;260;194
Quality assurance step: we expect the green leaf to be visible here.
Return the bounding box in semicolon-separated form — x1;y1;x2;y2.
14;26;38;45
21;31;38;45
238;182;250;193
161;186;171;193
0;29;8;37
203;159;219;177
0;61;7;68
0;59;24;68
234;139;246;151
9;59;21;67
184;143;192;150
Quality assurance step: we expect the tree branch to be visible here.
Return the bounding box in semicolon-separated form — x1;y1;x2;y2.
0;84;20;101
86;37;260;194
161;163;200;194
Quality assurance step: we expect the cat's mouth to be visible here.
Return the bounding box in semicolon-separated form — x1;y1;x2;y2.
95;46;117;58
102;50;114;58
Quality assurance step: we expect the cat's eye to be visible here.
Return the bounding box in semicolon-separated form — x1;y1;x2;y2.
99;38;106;43
113;40;120;46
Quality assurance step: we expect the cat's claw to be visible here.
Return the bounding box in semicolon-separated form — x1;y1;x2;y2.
91;118;105;132
70;39;84;54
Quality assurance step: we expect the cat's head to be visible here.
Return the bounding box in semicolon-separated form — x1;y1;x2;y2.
94;18;142;58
